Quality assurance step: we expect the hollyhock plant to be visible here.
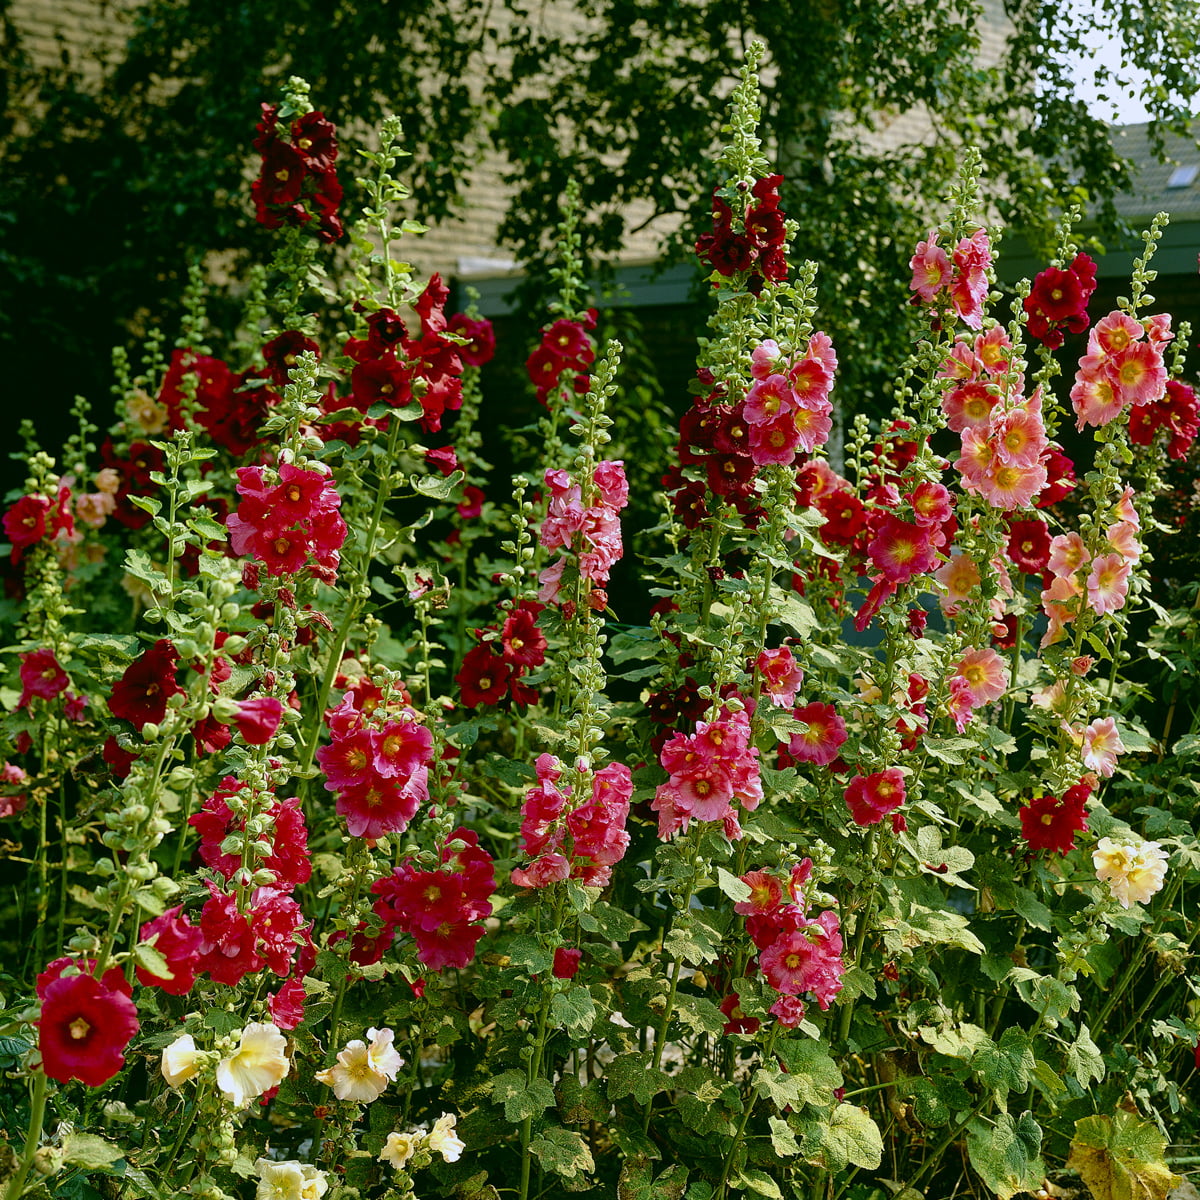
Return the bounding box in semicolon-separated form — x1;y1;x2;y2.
316;1027;404;1102
756;647;804;707
1082;716;1125;777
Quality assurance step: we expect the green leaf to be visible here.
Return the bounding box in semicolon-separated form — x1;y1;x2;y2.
772;1038;843;1106
966;1112;1044;1200
753;1066;805;1112
490;1070;555;1123
187;513;228;541
606;1052;671;1107
663;915;721;964
410;468;465;499
62;1132;124;1169
617;1158;689;1200
734;1167;782;1198
798;1103;883;1171
123;549;169;595
768;1115;801;1157
972;1026;1035;1103
715;866;751;903
777;593;819;638
550;985;596;1033
507;935;553;977
0;1036;31;1067
917;1020;992;1060
577;900;646;941
1067;1111;1181;1200
1066;1023;1105;1089
133;941;173;981
528;1126;595;1180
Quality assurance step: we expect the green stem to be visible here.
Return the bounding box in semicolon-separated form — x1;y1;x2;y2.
518;1000;552;1200
714;1025;779;1200
5;1070;48;1200
837;830;877;1044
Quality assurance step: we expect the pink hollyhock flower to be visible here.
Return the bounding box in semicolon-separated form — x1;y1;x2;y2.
268;978;307;1031
1048;532;1088;578
372;717;433;780
909;233;952;301
790;403;833;453
38;971;140;1087
787;703;848;766
108;639;183;728
1071;373;1123;430
593;460;629;510
336;772;426;840
1018;781;1091;854
992;406;1048;469
909;481;952;528
844;769;906;826
735;870;784;915
1109;341;1167;408
751;339;788;379
756;647;804;707
867;515;937;584
411;921;487;971
743;374;796;425
949;230;993;330
511;851;571;889
748;411;802;465
1082;716;1125;777
17;649;70;708
769;995;808;1028
1106;521;1140;563
1086;553;1132;615
758;910;845;1007
934;552;981;615
249;888;309;976
977;459;1047;510
789;358;833;408
943;382;997;432
136;907;203;996
234;696;284;745
196;884;265;986
951;646;1008;706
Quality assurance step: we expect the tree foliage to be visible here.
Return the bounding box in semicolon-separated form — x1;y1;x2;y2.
1;0;1197;419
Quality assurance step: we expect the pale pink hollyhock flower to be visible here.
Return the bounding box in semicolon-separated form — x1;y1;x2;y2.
756;647;804;708
977;459;1047;510
1115;485;1140;528
975;326;1014;375
909;233;952;302
1092;310;1144;359
943;382;997;433
216;1022;289;1108
951;646;1008;706
1108;341;1167;408
1071;373;1123;430
1106;521;1140;563
1082;716;1125;777
1143;312;1174;344
1086;553;1132;615
94;467;122;495
1030;679;1071;714
954;425;994;489
934;552;981;616
1093;836;1168;908
940;338;982;381
1047;532;1088;578
991;406;1048;469
790;403;834;453
75;492;116;529
1040;575;1081;648
950;229;993;330
536;557;566;604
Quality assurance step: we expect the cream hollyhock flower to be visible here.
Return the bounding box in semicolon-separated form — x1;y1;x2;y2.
379;1131;418;1169
428;1112;466;1163
314;1027;403;1103
216;1022;290;1108
1093;836;1169;908
254;1158;328;1200
161;1033;201;1088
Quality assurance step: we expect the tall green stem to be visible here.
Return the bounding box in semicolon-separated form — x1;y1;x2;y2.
5;1071;48;1200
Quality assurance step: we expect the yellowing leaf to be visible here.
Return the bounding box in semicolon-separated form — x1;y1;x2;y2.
1067;1112;1181;1200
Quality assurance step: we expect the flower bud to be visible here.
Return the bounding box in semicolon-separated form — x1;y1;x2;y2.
167;766;194;788
140;722;160;740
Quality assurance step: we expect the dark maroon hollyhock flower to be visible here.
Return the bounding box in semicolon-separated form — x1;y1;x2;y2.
102;735;139;779
291;111;338;169
1018;782;1091;854
17;649;70;708
552;947;583;980
3;495;51;563
38;972;139;1087
1023;253;1097;350
455;644;512;708
446;313;497;367
262;331;321;388
108;639;183;728
1128;378;1200;461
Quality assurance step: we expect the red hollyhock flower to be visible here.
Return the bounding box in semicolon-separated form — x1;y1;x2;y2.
867;515;937;584
17;650;70;708
553;947;583;980
3;494;51;563
1006;517;1052;575
425;447;459;476
500;603;546;667
844;769;906;826
446;314;496;367
291;111;338;168
336;773;426;840
268;978;307;1030
457;486;486;520
108;639;183;727
720;993;761;1036
102;735;138;779
38;972;139;1087
196;884;264;986
1018;782;1091;854
456;644;512;707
